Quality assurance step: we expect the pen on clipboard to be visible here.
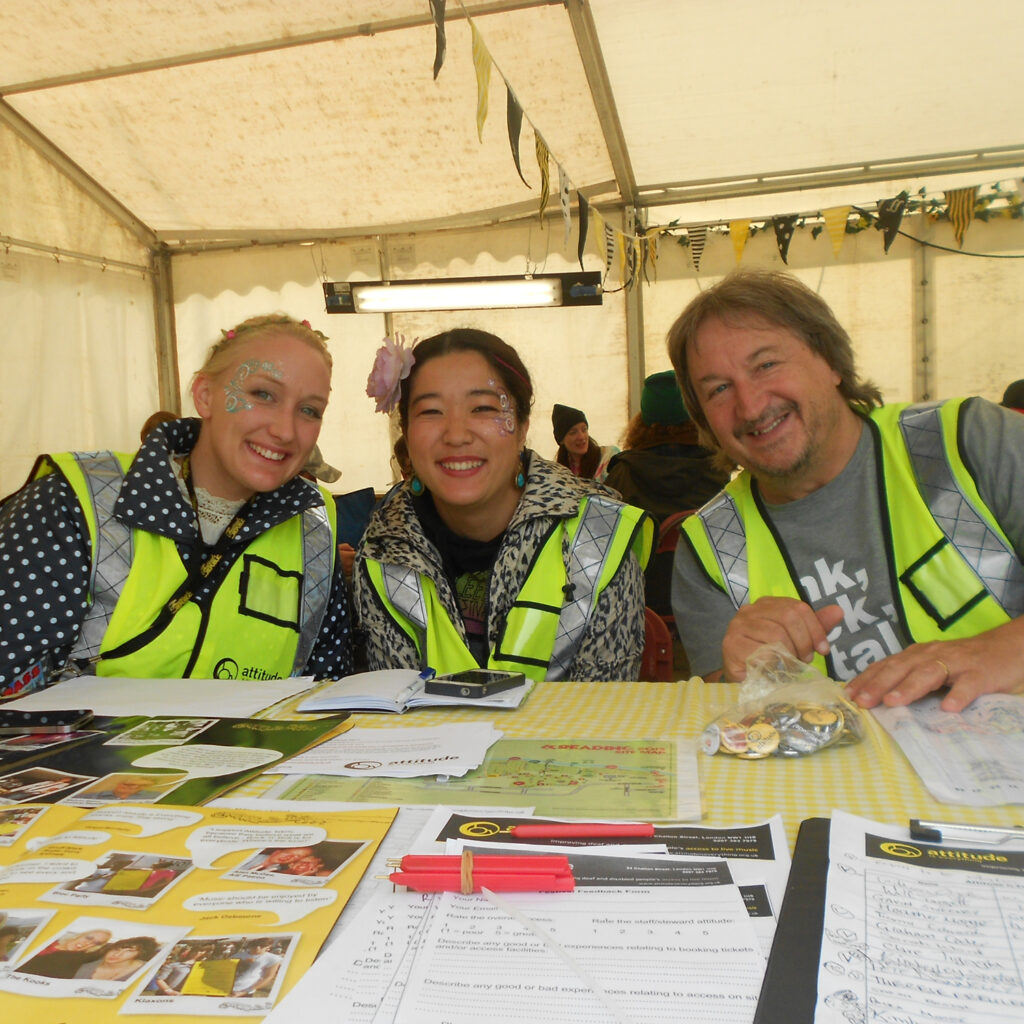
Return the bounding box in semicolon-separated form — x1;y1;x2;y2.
909;819;1024;845
508;822;656;839
386;851;575;893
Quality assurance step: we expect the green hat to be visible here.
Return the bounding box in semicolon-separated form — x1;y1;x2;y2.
640;370;688;426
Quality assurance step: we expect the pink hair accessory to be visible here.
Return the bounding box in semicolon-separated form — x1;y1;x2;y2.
301;319;311;329
226;329;236;339
366;334;416;414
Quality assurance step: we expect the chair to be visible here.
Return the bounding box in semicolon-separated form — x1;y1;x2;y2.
640;606;674;682
655;509;697;556
647;509;698;636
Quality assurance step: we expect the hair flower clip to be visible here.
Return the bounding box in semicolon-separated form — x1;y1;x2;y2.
366;333;416;414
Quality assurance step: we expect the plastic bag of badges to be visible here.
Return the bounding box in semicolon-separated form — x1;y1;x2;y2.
700;644;864;759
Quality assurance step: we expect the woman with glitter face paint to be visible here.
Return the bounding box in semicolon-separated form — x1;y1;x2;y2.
0;315;353;693
355;329;653;681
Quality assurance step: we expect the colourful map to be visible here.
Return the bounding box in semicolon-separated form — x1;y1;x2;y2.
267;738;695;820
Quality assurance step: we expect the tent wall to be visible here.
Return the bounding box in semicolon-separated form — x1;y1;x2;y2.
0;122;158;497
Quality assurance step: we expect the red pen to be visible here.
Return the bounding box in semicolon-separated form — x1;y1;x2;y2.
509;822;656;839
389;871;575;893
386;850;575;893
396;854;572;875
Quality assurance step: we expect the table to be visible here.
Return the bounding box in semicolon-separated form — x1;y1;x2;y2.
255;678;1022;849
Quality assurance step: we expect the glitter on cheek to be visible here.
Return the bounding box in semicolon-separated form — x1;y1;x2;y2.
489;379;517;436
223;360;283;413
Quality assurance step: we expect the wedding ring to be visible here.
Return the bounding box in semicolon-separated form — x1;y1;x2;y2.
934;659;951;683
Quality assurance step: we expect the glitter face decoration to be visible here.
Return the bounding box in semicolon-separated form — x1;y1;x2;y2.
489;378;517;436
224;359;283;412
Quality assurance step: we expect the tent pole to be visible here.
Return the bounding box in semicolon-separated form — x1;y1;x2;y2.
624;207;645;420
912;235;935;403
151;249;181;415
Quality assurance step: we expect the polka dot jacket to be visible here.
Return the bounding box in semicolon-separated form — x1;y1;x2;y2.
0;418;353;692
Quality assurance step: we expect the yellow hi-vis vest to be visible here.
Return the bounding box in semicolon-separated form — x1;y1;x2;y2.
365;496;653;680
38;450;336;680
681;399;1023;675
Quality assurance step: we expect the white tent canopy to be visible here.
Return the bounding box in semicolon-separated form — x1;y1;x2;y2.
2;0;1023;495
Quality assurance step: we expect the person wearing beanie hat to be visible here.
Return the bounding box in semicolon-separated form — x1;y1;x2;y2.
1001;379;1024;412
604;370;730;618
553;404;619;481
639;370;689;427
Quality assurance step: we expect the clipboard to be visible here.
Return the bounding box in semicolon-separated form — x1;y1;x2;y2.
753;817;830;1024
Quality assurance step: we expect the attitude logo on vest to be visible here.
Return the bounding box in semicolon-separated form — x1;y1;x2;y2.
212;658;283;681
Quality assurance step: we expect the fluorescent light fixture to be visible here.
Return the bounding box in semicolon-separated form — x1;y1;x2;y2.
323;272;602;313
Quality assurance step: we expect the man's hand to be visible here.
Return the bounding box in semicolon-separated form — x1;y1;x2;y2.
845;618;1024;712
721;597;844;681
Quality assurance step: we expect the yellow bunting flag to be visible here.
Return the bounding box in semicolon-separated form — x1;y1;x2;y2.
729;220;750;264
945;186;977;249
822;206;851;258
644;227;660;280
592;207;606;259
535;134;551;221
471;23;491;142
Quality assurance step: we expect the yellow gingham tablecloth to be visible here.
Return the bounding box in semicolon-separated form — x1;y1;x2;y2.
247;679;1023;851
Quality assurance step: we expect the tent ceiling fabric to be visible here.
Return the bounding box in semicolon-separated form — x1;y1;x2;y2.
2;0;1023;246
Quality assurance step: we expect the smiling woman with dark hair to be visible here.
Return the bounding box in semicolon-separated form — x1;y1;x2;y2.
355;328;654;681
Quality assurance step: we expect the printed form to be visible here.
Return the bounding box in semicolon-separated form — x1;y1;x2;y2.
267;881;764;1024
817;809;1024;1023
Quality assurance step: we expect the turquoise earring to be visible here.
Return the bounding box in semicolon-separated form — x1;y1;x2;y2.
515;453;526;489
410;476;424;496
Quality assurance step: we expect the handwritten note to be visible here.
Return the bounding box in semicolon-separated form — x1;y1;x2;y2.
816;810;1024;1023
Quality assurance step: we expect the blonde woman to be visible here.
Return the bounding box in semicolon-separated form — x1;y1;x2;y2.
0;315;352;691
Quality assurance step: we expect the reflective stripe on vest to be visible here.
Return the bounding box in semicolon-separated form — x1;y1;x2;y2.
51;450;333;676
684;400;1021;639
897;402;1024;621
66;452;135;664
370;496;652;680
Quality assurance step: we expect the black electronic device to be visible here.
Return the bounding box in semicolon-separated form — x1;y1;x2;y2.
423;670;526;700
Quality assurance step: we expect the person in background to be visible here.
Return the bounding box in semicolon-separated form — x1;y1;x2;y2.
552;404;619;481
0;314;353;695
140;410;178;443
1000;379;1024;413
354;329;653;681
604;369;731;616
667;268;1024;712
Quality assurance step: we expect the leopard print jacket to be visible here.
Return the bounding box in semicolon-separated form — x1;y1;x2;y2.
352;451;647;680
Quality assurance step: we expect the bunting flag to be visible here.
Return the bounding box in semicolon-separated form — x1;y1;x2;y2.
591;206;605;263
945;186;978;248
644;227;660;281
876;192;908;253
616;230;628;284
822;206;851;258
603;221;616;280
577;193;590;271
506;88;530;188
535;135;551;221
559;166;572;246
429;0;447;80
470;23;491;142
729;220;750;264
625;236;638;289
773;216;797;264
688;226;707;272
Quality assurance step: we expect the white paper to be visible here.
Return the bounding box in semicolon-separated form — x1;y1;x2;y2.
266;724;503;778
3;676;314;719
393;886;763;1024
816;809;1024;1023
265;878;764;1024
872;694;1024;805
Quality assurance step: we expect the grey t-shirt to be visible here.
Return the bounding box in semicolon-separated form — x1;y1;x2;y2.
671;399;1024;679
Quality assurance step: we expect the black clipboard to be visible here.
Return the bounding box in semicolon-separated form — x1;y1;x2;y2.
754;817;830;1024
